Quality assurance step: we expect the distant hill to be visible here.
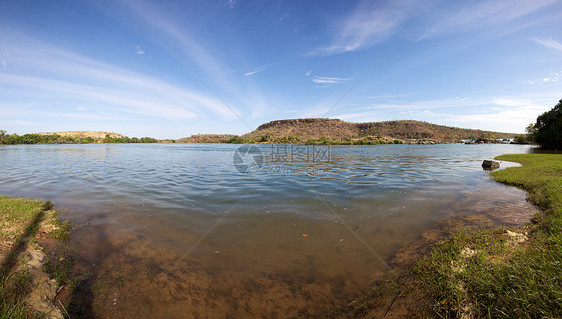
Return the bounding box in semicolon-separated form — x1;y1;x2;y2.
178;119;517;144
238;119;517;144
38;131;124;142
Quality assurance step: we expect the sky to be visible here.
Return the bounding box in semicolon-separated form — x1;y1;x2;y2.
1;0;561;139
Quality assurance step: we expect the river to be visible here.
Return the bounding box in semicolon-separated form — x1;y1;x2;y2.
0;143;536;317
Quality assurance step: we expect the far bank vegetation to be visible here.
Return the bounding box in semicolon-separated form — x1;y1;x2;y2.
0;131;159;145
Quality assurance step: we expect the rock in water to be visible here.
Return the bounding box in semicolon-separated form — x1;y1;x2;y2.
482;160;500;170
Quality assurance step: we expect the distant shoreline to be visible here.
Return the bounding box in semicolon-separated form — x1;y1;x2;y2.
2;118;526;146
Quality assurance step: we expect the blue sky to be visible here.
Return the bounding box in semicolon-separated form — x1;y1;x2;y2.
1;0;561;138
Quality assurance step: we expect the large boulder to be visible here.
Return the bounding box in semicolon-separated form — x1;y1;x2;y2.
482;160;500;170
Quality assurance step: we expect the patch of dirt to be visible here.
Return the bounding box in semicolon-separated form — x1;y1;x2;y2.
24;247;64;319
0;242;64;318
0;202;67;318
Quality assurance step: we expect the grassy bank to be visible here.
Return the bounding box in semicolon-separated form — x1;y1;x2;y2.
0;196;70;318
416;154;562;318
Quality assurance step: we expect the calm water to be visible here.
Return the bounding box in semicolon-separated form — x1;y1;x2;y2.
0;143;535;317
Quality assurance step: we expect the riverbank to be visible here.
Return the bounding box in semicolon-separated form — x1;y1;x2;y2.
0;196;70;318
358;153;561;317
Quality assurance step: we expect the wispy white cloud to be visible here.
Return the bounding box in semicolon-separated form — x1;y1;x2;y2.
542;75;561;82
135;45;145;56
0;73;200;119
311;1;417;55
225;0;238;9
0;102;119;122
447;106;544;133
523;70;561;86
0;30;240;121
62;112;119;121
418;0;559;39
298;105;332;118
311;75;353;84
331;94;559;133
314;0;559;55
359;93;415;100
244;66;267;77
120;0;268;123
534;38;562;52
1;50;8;68
123;1;238;93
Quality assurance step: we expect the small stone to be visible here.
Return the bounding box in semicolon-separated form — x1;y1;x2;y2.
460;247;477;258
506;230;528;244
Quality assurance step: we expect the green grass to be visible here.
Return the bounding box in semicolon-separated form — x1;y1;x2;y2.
415;154;562;318
0;197;69;243
0;196;70;318
0;267;35;319
43;256;77;288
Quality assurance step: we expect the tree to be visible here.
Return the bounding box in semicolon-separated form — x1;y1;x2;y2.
2;134;17;145
525;123;536;136
513;135;527;144
104;134;116;143
479;132;496;140
533;99;562;150
523;123;536;144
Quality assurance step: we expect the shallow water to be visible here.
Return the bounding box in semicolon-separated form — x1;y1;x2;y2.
0;143;536;317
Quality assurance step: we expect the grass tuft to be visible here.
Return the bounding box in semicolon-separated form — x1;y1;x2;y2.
42;201;53;211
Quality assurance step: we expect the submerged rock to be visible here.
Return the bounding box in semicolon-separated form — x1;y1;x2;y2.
482;160;500;170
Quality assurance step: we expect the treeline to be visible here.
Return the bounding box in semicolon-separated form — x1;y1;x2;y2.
103;135;158;143
220;135;403;145
304;137;403;145
0;132;92;145
0;130;158;145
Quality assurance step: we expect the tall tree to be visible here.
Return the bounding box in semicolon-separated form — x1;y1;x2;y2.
533;99;562;150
